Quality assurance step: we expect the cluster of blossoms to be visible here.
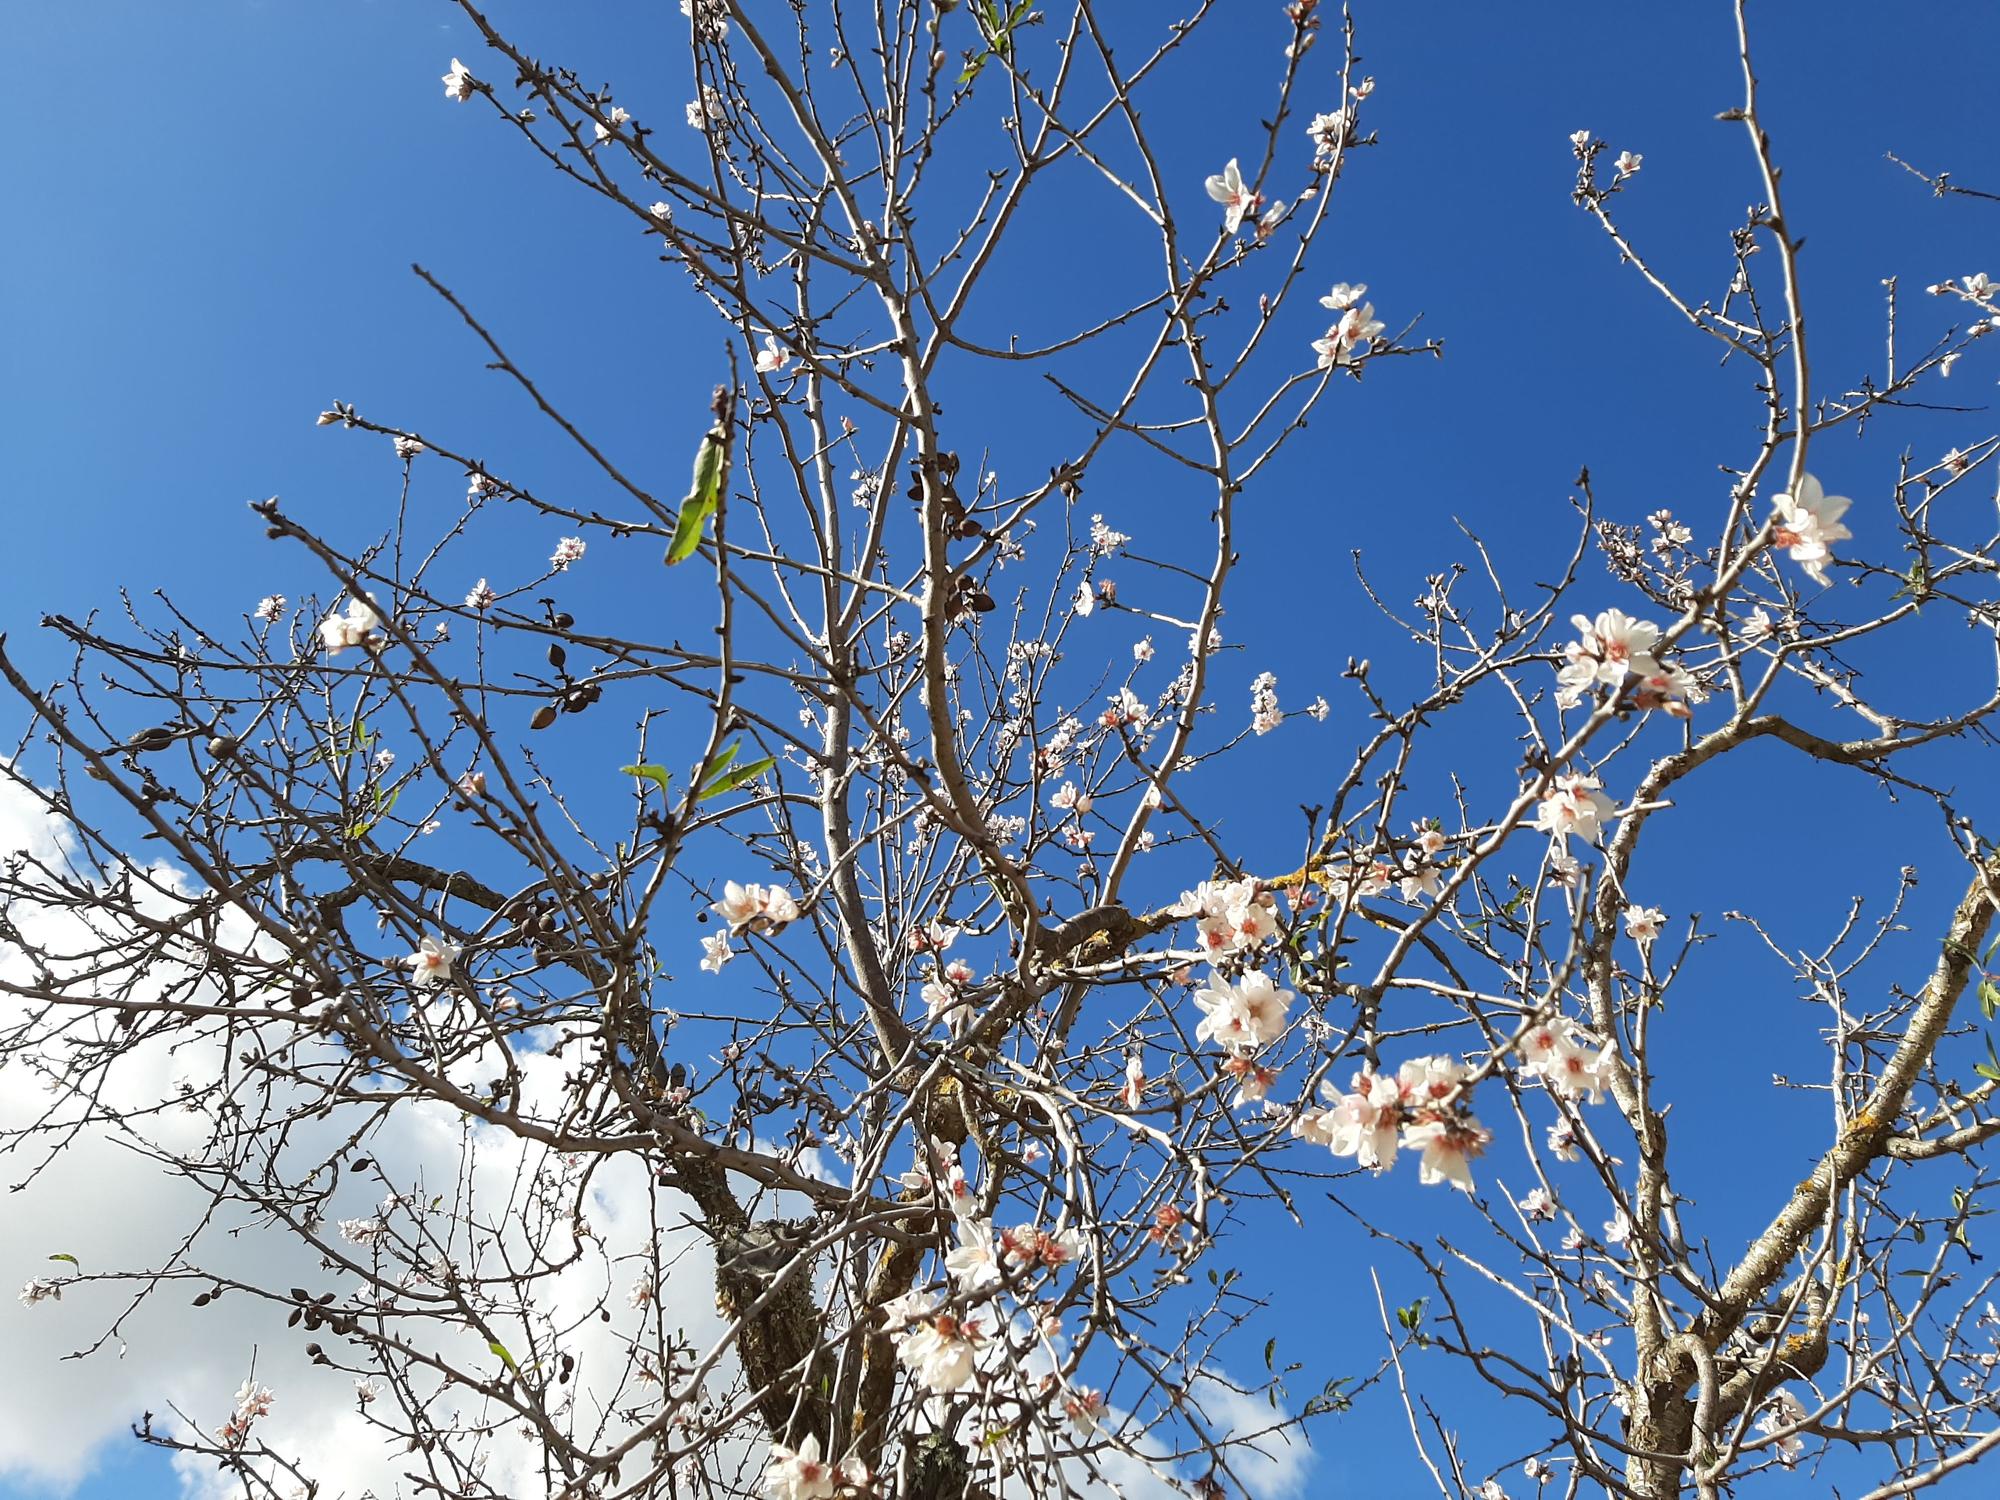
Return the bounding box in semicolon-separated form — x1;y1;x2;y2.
404;935;458;989
1769;472;1853;587
1307;107;1348;163
1518;1017;1614;1103
318;597;383;656
713;881;801;934
1296;1055;1493;1191
217;1380;275;1446
703;881;801;973
1192;970;1293;1054
1554;607;1704;718
1250;671;1281;734
550;536;586;570
1533;772;1616;845
920;956;977;1033
1180;877;1279;958
1312;282;1384;368
1755;1387;1809;1465
253;594;286;623
761;1435;867;1500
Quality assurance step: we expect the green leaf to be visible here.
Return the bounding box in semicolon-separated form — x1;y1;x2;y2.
1264;1337;1277;1371
699;754;776;801
667;424;730;565
699;740;742;784
47;1253;80;1267
1979;978;2000;1022
488;1339;519;1374
1396;1297;1427;1332
1301;1377;1353;1417
1976;1062;2000;1083
620;763;671;793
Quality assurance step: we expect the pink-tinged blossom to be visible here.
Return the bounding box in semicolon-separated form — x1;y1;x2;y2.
1533;772;1616;844
944;1220;1002;1290
1770;472;1853;587
1182;878;1279;957
1192;970;1293;1052
1101;685;1147;728
1222;1055;1278;1109
319;597;383;656
699;930;733;975
1404;1115;1492;1192
1320;281;1368;311
1065;1387;1108;1434
1547;1117;1581;1163
755;335;791;375
1312;300;1384;368
1630;660;1706;719
1614;150;1642;175
1320;1071;1403;1170
1756;1388;1808;1465
896;1313;982;1393
762;1434;864;1500
1518;1186;1557;1222
999;1222;1081;1271
393;435;425;461
1119;1053;1146;1110
406;936;458;989
218;1381;275;1446
1623;904;1665;945
1520;1019;1613;1103
1307;109;1348;160
1251;671;1282;734
550;536;586;570
1133;636;1155;663
254;594;286;623
1204;158;1261;234
464;578;498;609
457;771;486;799
443;58;477;102
18;1278;61;1307
1555;607;1663;707
712;882;799;935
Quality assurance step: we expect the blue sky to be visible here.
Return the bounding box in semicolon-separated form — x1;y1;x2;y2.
6;2;2000;1496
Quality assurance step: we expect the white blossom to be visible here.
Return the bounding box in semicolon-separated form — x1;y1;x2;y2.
442;58;476;103
1534;773;1616;844
319;597;384;657
1770;472;1853;587
406;935;459;989
1623;904;1665;945
1204;158;1261;234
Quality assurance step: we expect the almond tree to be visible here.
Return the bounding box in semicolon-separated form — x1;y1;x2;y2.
7;3;2000;1498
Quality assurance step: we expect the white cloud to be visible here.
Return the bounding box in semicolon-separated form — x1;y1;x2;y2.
0;784;726;1499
